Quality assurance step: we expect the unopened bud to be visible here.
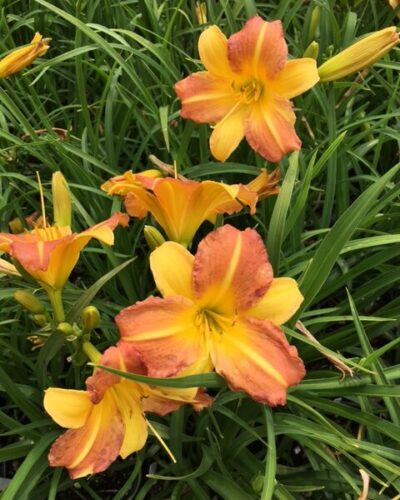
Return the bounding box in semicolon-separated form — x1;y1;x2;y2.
81;306;100;331
195;2;207;25
304;41;319;60
318;26;399;82
144;225;166;250
308;6;320;44
57;322;74;336
14;290;45;314
52;171;72;227
31;313;48;326
9;217;24;234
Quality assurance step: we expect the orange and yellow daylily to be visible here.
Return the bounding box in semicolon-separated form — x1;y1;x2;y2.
0;33;49;78
102;168;279;247
45;344;211;479
116;225;305;406
0;171;128;291
0;212;128;291
174;16;319;163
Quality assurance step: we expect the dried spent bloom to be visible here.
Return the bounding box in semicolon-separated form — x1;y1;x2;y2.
318;27;399;82
102;168;279;247
174;16;319;162
116;225;305;406
0;33;49;78
44;344;211;479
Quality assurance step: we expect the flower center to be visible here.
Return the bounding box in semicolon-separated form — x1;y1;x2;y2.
234;79;263;104
195;309;234;338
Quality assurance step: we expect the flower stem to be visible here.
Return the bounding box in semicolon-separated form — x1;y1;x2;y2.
82;341;101;363
47;289;65;323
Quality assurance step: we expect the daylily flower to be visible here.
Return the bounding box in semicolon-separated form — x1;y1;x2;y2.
44;344;211;479
101;168;279;247
174;16;319;162
0;213;128;292
116;225;305;406
0;33;49;79
318;27;399;82
0;172;128;292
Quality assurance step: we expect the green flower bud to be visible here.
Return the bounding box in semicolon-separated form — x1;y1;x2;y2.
81;306;100;331
144;225;166;250
14;290;45;314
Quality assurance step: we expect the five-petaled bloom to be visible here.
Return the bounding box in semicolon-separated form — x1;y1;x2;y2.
102;168;279;247
44;344;211;478
116;225;305;406
174;16;319;163
0;33;49;78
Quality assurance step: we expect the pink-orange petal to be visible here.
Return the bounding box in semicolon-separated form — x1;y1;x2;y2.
115;295;205;378
86;344;146;404
193;225;273;314
244;97;301;163
48;393;124;479
210;317;305;405
228;17;288;79
174;72;238;124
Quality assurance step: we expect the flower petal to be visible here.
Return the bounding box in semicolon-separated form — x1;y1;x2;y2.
210;317;305;405
228;17;287;79
245;96;301;163
209;104;246;161
247;277;303;325
78;211;129;246
48;392;124;479
44;388;92;429
150;241;194;298
116;296;205;377
270;58;320;98
86;345;146;404
198;26;235;78
113;382;148;459
175;72;238;123
193;225;273;313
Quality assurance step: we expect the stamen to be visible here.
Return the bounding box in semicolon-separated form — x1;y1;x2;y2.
36;171;47;229
146;418;177;463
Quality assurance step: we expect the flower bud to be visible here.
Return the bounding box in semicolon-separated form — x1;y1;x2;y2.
195;2;207;25
0;33;50;79
57;322;74;336
0;258;20;277
144;225;166;250
318;27;399;82
31;314;48;327
52;171;72;227
308;6;320;44
8;217;24;234
303;41;319;60
81;306;100;331
14;290;45;314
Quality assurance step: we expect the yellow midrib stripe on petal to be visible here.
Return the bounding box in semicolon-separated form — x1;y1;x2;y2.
68;403;103;469
252;22;267;78
125;323;190;342
207;233;242;310
183;92;234;104
227;331;288;387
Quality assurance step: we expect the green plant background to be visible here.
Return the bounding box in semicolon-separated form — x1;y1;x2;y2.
0;0;399;498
